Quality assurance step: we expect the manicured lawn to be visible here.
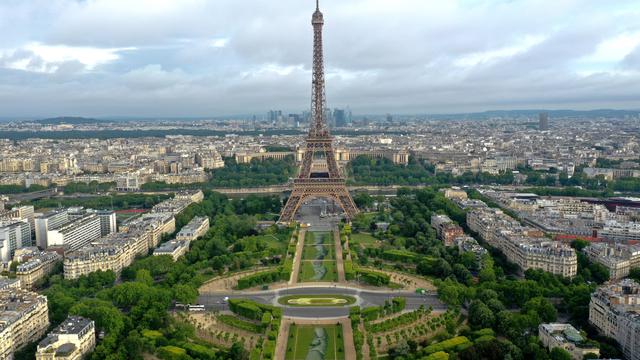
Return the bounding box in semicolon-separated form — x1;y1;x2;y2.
285;325;345;360
257;234;289;252
350;233;381;248
303;244;335;260
305;231;333;245
299;260;338;282
278;294;357;306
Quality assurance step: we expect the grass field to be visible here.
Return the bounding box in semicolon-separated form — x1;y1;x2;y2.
350;233;381;248
303;244;335;260
306;231;333;245
285;325;345;360
277;294;356;306
299;260;338;282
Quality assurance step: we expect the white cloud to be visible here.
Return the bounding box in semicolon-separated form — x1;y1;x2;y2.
0;42;134;73
583;31;640;63
454;35;546;68
210;38;229;48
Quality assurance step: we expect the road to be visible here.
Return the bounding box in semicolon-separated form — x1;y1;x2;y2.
198;286;445;318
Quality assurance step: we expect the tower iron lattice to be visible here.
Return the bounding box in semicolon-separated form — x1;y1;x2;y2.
278;0;358;223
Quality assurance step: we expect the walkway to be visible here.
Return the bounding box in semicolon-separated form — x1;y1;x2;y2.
333;228;346;283
289;228;306;285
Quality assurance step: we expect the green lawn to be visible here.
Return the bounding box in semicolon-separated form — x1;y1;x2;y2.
350;233;381;248
299;260;338;282
278;294;356;306
285;325;345;360
303;244;335;260
255;234;288;252
305;231;333;245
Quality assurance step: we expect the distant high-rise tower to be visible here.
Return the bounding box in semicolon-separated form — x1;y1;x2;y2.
278;0;358;223
334;109;346;127
386;113;393;124
539;112;549;131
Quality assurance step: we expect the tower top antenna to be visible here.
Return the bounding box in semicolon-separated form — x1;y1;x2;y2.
316;0;319;10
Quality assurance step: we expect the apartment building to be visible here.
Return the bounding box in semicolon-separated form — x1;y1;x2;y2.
0;288;50;359
584;242;640;280
467;207;577;277
0;220;31;263
538;323;599;360
46;214;102;252
153;240;190;261
431;214;464;247
0;205;35;235
0;278;20;290
454;236;488;262
174;190;205;204
589;279;640;360
443;188;468;200
122;213;175;249
599;220;640;243
64;230;149;280
34;210;70;249
505;239;578;278
36;316;96;360
89;210;116;237
176;216;209;242
16;251;62;288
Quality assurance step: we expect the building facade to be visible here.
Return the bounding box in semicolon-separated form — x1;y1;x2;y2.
36;316;96;360
538;323;599;360
589;279;640;360
0;288;49;359
0;220;31;263
16;251;63;288
46;214;102;252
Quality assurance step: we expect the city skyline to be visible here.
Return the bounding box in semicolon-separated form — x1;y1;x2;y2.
1;0;639;117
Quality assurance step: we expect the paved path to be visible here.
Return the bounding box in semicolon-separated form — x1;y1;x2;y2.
273;318;291;360
333;228;346;283
289;228;306;285
340;317;357;360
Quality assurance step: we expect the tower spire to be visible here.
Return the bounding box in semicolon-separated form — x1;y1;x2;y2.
316;0;319;10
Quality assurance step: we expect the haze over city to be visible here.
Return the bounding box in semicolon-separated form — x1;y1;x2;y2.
1;0;640;117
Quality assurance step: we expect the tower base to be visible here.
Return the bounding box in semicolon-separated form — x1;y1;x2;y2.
279;178;358;223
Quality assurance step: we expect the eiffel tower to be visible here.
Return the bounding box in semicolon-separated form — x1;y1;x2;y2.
279;0;358;223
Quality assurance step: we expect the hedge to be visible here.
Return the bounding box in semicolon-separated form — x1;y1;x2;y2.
181;342;219;360
263;340;276;359
218;314;263;333
261;312;273;328
157;346;187;360
344;260;356;280
281;259;293;279
361;306;382;321
424;336;471;355
392;297;406;313
236;269;282;290
228;298;282;321
422;351;450;360
357;269;390;286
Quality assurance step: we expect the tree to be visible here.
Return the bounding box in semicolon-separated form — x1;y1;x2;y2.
550;347;572;360
523;297;557;323
469;300;495;329
135;269;153;286
229;342;249;360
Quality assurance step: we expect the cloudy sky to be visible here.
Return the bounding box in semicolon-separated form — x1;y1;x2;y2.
1;0;639;117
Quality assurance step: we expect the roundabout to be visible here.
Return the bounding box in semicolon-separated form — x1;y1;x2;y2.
277;294;356;306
